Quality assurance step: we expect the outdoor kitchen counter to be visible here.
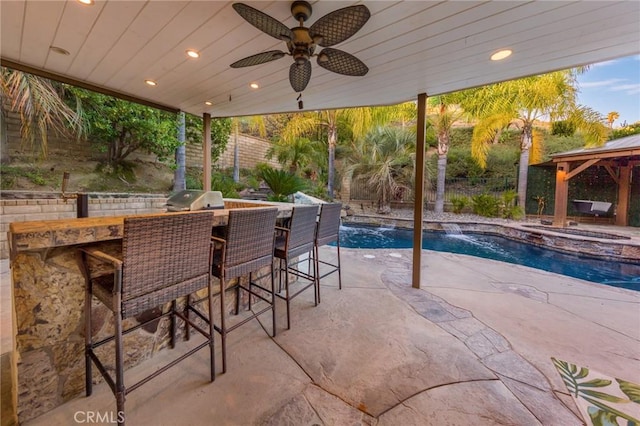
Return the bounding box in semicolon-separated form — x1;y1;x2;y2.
7;200;292;423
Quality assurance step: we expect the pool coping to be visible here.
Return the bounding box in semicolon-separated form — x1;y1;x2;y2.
343;215;640;264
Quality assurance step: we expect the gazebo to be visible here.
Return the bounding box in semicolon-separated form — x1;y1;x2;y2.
551;134;640;227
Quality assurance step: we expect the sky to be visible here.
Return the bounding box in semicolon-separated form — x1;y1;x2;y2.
576;54;640;127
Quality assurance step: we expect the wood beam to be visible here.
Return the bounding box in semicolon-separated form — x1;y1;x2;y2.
412;93;427;289
552;148;640;162
615;165;631;226
203;113;212;191
604;165;619;184
553;162;570;227
564;158;599;181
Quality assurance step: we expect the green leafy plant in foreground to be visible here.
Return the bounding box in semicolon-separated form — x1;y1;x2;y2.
552;358;640;425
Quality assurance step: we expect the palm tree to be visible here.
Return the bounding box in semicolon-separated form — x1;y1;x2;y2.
0;68;82;159
282;104;416;198
266;136;323;175
347;126;415;213
457;70;607;208
427;96;465;213
607;111;620;129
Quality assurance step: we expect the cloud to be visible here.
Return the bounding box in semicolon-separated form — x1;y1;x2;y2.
580;78;626;88
610;83;640;95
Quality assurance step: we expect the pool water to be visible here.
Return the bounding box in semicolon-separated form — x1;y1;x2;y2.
336;224;640;291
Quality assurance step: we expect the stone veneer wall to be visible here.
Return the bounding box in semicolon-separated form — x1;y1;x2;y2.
1;193;167;259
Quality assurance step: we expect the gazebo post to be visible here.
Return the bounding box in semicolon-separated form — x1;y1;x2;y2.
615;164;631;226
553;162;569;227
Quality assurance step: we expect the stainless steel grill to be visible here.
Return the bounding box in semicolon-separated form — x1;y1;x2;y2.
166;190;224;212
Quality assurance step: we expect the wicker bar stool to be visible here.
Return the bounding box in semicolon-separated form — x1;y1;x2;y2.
314;203;343;302
77;211;215;426
208;207;278;373
274;204;320;329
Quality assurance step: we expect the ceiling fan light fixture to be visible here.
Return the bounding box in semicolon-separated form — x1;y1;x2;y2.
491;49;512;61
318;52;328;63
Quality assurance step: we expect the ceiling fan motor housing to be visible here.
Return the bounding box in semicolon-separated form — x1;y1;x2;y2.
289;27;315;64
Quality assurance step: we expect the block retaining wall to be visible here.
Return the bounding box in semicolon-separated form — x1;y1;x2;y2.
1;192;168;259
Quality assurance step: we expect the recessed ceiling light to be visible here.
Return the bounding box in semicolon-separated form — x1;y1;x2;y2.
50;46;70;56
250;82;259;89
491;49;512;61
77;0;94;5
186;49;200;59
205;101;213;106
144;79;157;86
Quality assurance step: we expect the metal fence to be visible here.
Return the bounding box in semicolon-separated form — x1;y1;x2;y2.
349;176;516;203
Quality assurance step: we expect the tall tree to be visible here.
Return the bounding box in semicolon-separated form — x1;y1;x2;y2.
0;68;82;159
427;96;464;213
606;111;620;129
457;70;607;208
347;126;415;213
173;111;186;192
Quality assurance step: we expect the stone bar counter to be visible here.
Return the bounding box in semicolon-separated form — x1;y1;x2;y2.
7;200;291;422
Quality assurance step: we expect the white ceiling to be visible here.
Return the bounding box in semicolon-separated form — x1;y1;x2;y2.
2;1;639;118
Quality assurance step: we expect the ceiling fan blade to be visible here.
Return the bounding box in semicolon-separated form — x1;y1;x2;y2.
317;48;368;76
289;61;312;92
230;50;286;68
232;3;293;41
309;5;370;47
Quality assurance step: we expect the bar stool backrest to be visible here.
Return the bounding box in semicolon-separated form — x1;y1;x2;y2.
223;207;278;279
120;211;213;318
285;205;319;258
316;203;342;246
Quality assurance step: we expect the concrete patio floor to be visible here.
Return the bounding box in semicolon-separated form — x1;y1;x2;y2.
9;243;637;425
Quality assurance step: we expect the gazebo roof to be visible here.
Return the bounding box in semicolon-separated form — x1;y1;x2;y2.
1;1;639;117
551;134;640;162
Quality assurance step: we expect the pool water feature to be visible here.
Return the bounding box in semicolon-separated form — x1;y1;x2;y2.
336;224;640;291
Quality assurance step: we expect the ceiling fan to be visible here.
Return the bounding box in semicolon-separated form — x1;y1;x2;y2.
230;1;370;107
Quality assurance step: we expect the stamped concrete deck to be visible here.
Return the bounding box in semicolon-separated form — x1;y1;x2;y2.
7;242;637;425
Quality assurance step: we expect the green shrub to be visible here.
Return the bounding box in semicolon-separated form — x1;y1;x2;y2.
610;121;640;139
500;190;524;219
260;167;306;202
551;120;576;136
471;193;500;217
450;195;469;214
211;172;239;198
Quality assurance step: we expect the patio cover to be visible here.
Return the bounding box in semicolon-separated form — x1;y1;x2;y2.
550;134;640;227
2;0;640;287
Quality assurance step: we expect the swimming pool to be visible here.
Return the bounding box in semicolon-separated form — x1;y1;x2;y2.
336;224;640;291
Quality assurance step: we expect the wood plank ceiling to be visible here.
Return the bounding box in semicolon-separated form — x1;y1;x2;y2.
2;1;639;118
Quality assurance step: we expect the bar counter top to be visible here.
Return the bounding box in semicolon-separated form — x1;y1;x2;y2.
8;200;292;260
